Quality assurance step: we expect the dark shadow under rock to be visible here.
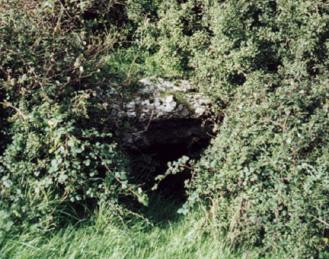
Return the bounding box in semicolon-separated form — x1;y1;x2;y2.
112;78;214;202
124;118;212;201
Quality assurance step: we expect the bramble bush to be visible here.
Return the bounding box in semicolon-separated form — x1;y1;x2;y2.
132;0;329;256
0;0;147;229
174;0;329;256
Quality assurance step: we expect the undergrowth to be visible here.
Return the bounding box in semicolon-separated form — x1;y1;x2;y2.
0;198;287;259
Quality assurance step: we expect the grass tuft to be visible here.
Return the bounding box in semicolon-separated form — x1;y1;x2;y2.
0;198;287;259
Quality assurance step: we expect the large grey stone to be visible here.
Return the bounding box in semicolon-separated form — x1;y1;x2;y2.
113;78;213;152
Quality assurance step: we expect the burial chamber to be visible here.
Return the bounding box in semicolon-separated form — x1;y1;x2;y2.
112;78;214;200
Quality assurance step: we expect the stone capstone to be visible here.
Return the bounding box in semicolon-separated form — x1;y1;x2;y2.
112;78;213;153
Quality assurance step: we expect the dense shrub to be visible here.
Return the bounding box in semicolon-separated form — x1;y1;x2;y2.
181;0;329;256
0;100;145;227
2;0;329;256
0;0;146;229
130;0;211;77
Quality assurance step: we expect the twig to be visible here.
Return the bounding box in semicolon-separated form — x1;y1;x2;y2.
316;217;329;227
144;109;154;132
0;101;27;120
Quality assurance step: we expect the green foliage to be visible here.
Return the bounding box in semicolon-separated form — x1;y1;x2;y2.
182;0;329;256
2;0;329;256
106;46;167;84
131;0;211;77
152;155;191;191
0;101;145;228
188;74;329;256
0;203;285;259
0;0;147;228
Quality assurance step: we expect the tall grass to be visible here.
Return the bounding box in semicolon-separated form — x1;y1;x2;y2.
0;197;286;259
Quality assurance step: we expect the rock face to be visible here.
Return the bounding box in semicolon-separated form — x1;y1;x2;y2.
123;78;211;120
109;77;214;197
114;78;213;153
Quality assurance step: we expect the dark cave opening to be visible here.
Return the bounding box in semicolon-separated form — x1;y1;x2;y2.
125;119;212;203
